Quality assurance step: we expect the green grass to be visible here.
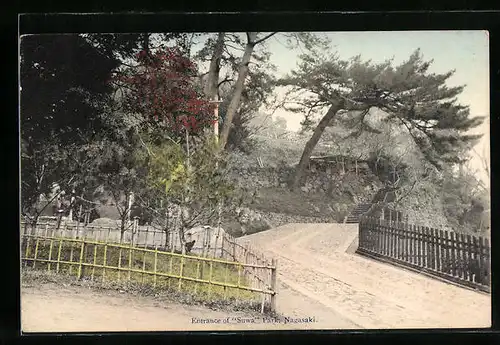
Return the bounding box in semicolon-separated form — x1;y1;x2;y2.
21;237;260;306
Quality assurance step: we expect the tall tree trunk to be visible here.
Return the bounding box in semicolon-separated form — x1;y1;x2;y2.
289;101;344;190
120;215;126;243
218;32;257;150
142;33;150;53
204;32;225;100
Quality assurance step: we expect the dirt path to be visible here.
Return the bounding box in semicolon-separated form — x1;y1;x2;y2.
21;283;305;332
238;223;491;329
21;223;490;332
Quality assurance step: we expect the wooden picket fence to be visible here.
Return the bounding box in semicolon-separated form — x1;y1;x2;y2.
20;223;278;312
357;217;491;293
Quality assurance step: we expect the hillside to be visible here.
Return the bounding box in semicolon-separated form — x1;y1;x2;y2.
221;136;385;236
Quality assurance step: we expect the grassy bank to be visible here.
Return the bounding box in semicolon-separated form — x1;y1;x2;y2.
21;239;263;311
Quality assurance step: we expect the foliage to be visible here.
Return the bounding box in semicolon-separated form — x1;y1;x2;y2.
20;34;123;221
279;48;485;189
439;165;490;234
137;134;243;242
111;48;216;143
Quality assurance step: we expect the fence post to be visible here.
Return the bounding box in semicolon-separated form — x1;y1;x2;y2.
102;243;108;283
440;230;448;274
220;235;225;259
457;233;465;279
429;228;436;270
484;238;490;288
358;220;364;249
471;236;479;283
390;221;396;258
270;258;278;313
33;238;40;269
78;239;85;280
178;255;185;291
450;231;457;277
409;224;416;265
476;236;484;285
56;239;62;273
232;238;236;261
153;246;158;288
434;228;441;272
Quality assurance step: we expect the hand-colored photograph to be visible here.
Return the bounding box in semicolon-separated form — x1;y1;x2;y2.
19;30;490;332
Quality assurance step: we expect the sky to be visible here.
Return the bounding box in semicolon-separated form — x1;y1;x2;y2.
262;31;490;185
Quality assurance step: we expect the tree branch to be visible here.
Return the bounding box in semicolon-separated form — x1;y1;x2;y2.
253;32;278;45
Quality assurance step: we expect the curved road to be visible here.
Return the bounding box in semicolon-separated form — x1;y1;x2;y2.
238;223;491;329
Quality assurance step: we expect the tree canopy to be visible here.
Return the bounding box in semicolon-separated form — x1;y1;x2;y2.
279;48;485;189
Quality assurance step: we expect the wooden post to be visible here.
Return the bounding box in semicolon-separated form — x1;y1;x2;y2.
424;227;430;269
152;230;156;250
443;230;451;275
417;225;423;267
457;233;464;279
434;228;440;272
47;239;54;272
56;239;63;273
391;222;396;258
403;223;409;262
237;263;242;288
377;224;389;255
441;230;448;274
375;222;385;253
465;234;472;281
409;225;415;265
477;236;485;285
244;244;249;264
102;244;108;282
69;236;75;276
220;235;225;259
484;238;490;287
24;234;32;268
214;227;220;258
397;222;404;260
471;236;479;283
78;240;85;279
171;231;175;254
168;255;173;290
128;241;132;282
261;291;266;314
270;258;278;312
153;246;158;288
33;238;40;269
118;233;123;282
178;255;185;291
141;247;147;284
207;260;213;298
92;244;97;280
194;260;201;295
144;228;149;249
450;231;457;277
429;228;435;270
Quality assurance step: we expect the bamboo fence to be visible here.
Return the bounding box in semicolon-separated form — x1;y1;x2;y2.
20;221;278;312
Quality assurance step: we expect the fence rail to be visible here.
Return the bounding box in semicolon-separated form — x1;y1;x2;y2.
20;223;278;312
357;217;491;293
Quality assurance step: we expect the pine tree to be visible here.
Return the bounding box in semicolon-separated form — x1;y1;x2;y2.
279;48;485;190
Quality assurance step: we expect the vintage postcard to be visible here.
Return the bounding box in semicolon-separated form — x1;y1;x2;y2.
19;29;491;332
